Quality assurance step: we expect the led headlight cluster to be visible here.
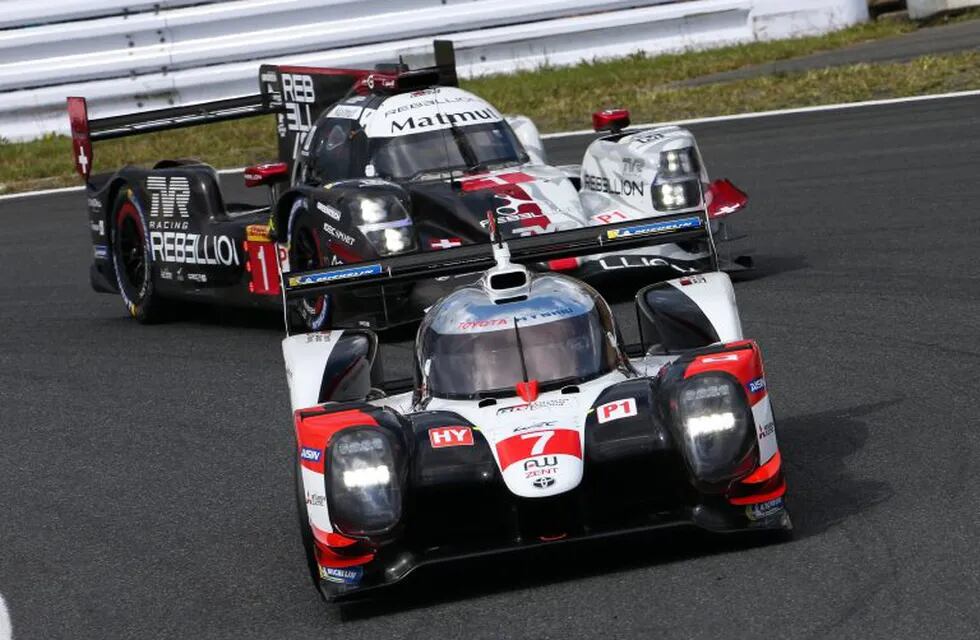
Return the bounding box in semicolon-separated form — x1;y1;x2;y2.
327;427;403;537
653;147;702;211
673;374;752;483
352;196;417;256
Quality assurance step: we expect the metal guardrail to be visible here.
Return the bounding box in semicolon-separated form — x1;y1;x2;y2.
0;0;869;142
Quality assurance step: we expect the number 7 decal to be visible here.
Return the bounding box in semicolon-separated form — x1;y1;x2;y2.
521;430;554;456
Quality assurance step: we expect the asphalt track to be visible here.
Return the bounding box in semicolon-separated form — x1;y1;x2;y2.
2;94;980;640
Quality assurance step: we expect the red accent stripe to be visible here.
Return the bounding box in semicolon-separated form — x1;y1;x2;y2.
728;478;787;505
495;429;581;471
313;543;374;569
547;257;580;271
295;408;379;473
742;451;781;484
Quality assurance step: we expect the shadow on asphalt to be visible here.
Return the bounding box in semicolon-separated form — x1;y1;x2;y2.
338;400;896;621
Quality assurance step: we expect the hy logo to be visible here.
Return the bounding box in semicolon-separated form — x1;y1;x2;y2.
146;176;190;218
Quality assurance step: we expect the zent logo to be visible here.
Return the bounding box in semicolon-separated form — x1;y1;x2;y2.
597;398;638;424
146;176;190;218
429;426;474;448
299;447;322;462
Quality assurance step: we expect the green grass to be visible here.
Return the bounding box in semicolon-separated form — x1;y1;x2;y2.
2;14;979;195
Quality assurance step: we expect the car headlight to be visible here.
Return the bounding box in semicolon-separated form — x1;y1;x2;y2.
672;374;753;483
327;428;403;537
653;179;701;211
659;147;700;179
351;196;416;256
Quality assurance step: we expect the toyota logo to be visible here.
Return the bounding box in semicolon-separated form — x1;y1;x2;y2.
532;477;555;489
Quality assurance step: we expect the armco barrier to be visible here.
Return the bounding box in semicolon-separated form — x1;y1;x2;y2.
0;0;869;142
907;0;980;19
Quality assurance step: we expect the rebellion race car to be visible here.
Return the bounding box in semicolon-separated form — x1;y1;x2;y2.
280;210;790;601
67;41;750;329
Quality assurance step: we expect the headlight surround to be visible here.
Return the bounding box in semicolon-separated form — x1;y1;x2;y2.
658;147;700;179
672;374;753;484
653;179;701;211
350;196;416;256
326;427;403;537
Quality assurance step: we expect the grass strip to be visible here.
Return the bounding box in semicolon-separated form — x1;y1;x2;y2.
1;23;978;195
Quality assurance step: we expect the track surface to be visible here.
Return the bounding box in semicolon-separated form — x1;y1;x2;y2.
2;95;980;640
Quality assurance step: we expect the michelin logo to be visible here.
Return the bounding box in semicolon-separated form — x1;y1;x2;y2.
606;216;702;240
289;263;383;287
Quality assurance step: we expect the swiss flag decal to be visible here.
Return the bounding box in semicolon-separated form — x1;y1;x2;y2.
596;398;638;424
429;426;474;448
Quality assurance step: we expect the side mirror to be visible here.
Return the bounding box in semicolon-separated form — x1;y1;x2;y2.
706;179;748;218
592;108;631;133
244;162;289;188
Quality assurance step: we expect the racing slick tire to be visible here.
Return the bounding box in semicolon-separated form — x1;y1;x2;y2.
109;187;166;323
287;198;331;331
294;460;325;598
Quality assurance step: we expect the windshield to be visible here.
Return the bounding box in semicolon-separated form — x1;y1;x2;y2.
420;291;618;399
369;121;527;181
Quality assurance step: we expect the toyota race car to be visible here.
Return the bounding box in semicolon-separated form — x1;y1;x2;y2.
68;41;750;329
281;209;789;601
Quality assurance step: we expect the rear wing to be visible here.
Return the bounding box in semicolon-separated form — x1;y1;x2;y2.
66;40;459;182
282;211;717;332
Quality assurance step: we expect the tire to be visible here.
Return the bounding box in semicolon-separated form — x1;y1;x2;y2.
110;187;165;323
287;198;331;331
294;460;325;597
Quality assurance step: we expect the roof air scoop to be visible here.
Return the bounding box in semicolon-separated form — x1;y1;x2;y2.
483;211;530;303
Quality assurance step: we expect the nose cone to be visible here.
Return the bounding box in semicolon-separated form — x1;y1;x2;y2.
492;428;583;498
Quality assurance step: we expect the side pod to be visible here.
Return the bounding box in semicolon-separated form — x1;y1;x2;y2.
636;271;743;353
282;330;378;411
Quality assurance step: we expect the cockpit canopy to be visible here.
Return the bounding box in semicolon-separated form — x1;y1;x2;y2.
418;274;620;399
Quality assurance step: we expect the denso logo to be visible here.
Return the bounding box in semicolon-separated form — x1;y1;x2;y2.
299;447;322;462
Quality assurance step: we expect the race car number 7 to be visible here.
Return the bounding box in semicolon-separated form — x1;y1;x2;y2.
521;430;554;456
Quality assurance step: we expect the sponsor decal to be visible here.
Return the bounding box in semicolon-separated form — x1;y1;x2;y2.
320;565;363;585
187;273;207;284
322;222;355;246
606;216;702;240
327;104;363;120
634;131;666;143
512;420;557;433
90;219;105;236
495;428;581;470
479;211;548;227
87;197;102;212
429;237;462;250
246;224;272;242
590;211;629;225
300;447;322;462
316;201;342;221
428;426;474;448
305;492;326;507
383;94;480;117
532;477;555;489
496;398;571;415
596;398;638;424
93;244;109;260
390;109;498;134
702;353;740;364
745;497;784;522
304;332;335;343
748;377;766;393
524;455;559;479
458;318;508;331
289;263;382;286
280;73;315;133
621;158;645;174
150;232;240;266
679;275;707;286
757;421;775;439
599;256;673;271
159;268;173;280
146;176;190;219
582;174;645;197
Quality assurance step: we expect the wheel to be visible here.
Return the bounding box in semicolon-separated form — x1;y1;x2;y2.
294;460;325;598
287;198;331;331
110;187;165;323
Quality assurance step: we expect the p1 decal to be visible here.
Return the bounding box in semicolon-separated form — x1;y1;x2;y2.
429;426;474;448
496;429;581;471
300;447;322;462
596;398;637;424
